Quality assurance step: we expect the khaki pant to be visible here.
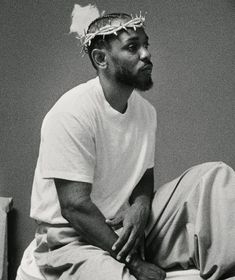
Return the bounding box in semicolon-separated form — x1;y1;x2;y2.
34;162;235;280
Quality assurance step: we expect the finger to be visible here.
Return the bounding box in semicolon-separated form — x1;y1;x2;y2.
160;268;166;280
131;236;141;254
156;267;166;280
125;235;145;262
140;238;145;260
105;214;124;226
106;219;122;231
112;226;131;252
116;229;137;260
125;238;140;263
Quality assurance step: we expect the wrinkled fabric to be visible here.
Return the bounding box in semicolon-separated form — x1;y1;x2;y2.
34;162;235;280
34;225;136;280
146;162;235;279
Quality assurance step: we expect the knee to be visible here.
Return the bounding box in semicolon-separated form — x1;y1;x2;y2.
200;161;235;191
210;161;234;173
184;161;234;194
218;161;234;170
198;161;233;173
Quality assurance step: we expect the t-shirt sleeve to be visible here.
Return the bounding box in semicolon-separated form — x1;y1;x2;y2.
40;112;95;183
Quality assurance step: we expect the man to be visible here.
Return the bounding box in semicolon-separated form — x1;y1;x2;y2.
29;11;165;280
19;9;235;280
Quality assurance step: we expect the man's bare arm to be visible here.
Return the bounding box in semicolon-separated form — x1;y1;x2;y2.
55;179;119;256
55;178;165;280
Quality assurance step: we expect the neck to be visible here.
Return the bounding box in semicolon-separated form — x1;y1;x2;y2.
98;73;133;114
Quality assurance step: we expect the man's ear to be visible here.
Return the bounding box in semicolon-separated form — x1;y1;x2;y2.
91;49;107;69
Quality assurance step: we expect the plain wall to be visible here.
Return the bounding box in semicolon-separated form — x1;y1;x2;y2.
0;0;234;278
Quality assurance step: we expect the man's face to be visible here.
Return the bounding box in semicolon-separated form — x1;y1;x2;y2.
106;26;153;91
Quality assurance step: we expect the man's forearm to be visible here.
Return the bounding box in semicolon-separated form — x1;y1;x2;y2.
55;176;153;266
62;198;119;258
63;198;149;273
55;178;165;279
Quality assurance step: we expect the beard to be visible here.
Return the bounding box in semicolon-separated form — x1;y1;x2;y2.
114;64;153;91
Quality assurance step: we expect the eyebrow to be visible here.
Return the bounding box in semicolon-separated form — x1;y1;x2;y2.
123;34;149;44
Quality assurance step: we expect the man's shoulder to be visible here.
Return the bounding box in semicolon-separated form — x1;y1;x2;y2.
47;77;100;115
42;77;101;130
60;76;99;104
133;91;156;116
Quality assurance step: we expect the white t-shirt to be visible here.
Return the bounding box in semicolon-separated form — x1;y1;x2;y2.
30;77;157;224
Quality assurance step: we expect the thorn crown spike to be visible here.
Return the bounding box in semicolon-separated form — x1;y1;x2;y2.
77;12;146;54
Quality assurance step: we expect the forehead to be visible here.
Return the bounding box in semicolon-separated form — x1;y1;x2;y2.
110;27;149;47
120;27;148;42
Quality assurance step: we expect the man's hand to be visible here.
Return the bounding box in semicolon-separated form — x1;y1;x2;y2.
105;167;154;262
105;205;128;231
106;202;150;262
128;257;166;280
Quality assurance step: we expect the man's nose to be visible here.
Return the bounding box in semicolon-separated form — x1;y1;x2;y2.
139;46;151;61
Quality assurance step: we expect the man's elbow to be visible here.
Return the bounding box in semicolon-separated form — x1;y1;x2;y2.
60;197;92;221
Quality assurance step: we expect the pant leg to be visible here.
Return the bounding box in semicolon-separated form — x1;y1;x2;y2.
145;162;235;280
34;224;136;280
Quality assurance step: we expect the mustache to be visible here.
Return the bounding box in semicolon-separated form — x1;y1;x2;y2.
140;61;153;71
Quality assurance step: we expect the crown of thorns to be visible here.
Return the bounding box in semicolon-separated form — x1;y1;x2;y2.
78;12;146;53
